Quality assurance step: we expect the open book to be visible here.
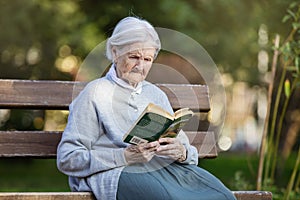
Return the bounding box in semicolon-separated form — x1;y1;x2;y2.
123;103;194;145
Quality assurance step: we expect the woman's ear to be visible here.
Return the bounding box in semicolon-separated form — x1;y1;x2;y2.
112;47;118;63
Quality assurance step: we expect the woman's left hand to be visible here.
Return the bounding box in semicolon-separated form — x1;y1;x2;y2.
156;135;187;162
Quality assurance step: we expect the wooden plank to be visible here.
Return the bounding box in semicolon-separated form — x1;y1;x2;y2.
233;191;273;200
0;191;273;200
0;80;84;110
0;131;61;157
0;79;210;111
158;84;210;111
0;192;95;200
186;131;217;158
0;131;217;158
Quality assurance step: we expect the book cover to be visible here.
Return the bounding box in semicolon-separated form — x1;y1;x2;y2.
123;103;193;145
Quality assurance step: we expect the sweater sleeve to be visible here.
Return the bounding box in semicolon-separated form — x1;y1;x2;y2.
176;130;199;165
56;83;127;178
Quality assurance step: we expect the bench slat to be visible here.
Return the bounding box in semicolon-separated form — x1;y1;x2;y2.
0;192;95;200
0;191;273;200
0;79;210;111
0;131;217;158
233;191;273;200
0;131;61;157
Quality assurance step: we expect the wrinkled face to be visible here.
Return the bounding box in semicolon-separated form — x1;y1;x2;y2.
113;43;156;87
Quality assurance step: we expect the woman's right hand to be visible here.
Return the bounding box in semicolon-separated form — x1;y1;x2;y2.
124;141;160;165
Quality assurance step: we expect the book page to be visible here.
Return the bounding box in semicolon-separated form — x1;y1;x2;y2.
146;103;174;120
174;108;193;119
164;113;193;134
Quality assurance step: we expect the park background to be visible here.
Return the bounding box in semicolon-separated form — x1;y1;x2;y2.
0;0;299;199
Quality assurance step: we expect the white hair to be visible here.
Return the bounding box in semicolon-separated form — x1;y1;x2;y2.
106;17;161;61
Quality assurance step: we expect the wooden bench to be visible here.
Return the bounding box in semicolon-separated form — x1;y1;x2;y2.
0;79;272;200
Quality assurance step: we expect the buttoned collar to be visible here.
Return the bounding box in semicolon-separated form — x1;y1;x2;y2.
106;64;143;94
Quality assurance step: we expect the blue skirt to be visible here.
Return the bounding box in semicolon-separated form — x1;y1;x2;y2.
117;159;236;200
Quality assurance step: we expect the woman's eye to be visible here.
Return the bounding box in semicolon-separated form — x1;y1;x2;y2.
144;57;152;62
129;55;140;60
128;55;153;62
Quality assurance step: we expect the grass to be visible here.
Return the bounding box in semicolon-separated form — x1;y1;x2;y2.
199;152;258;190
0;158;69;192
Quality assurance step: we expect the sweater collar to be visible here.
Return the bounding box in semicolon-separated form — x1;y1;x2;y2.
106;64;143;94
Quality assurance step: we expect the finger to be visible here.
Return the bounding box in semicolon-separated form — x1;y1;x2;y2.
158;137;176;144
155;149;179;160
146;145;159;152
136;143;159;153
145;141;160;149
127;145;140;153
156;143;176;153
136;142;151;152
156;143;184;158
140;150;155;162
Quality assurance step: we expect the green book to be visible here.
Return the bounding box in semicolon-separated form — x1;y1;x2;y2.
123;103;194;145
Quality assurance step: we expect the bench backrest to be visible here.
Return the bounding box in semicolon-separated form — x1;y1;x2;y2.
0;79;217;158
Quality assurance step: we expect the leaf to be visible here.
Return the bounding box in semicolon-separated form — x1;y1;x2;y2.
289;2;299;9
296;82;300;88
282;15;291;23
295;57;299;73
292;22;300;29
284;79;291;98
292;73;299;79
286;42;291;51
287;66;297;71
287;9;296;20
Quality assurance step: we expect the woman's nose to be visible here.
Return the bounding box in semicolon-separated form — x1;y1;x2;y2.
134;63;143;71
135;58;146;67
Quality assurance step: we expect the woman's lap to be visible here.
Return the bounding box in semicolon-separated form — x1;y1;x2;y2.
117;162;236;200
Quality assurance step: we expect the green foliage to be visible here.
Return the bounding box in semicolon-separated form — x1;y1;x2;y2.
0;0;295;82
232;171;254;191
260;2;300;199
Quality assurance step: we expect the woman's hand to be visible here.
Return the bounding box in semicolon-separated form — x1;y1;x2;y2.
124;141;160;165
156;135;187;162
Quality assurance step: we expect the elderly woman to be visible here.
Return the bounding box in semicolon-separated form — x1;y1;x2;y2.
57;16;236;200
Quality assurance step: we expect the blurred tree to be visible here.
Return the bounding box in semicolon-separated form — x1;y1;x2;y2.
0;0;298;138
0;0;295;82
0;0;85;80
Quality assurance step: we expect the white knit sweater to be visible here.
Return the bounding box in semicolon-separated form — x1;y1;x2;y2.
56;66;198;200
